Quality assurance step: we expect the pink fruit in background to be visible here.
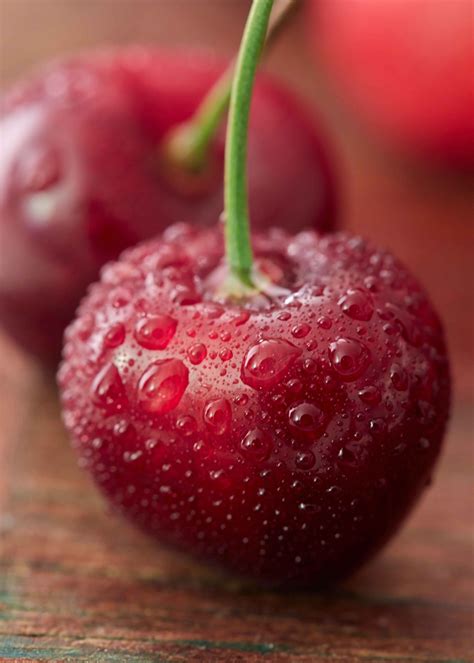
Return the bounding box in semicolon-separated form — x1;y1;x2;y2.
0;48;337;361
59;223;450;586
309;0;474;166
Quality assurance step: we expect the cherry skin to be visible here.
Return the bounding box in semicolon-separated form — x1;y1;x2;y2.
0;48;337;361
308;0;474;166
58;223;450;587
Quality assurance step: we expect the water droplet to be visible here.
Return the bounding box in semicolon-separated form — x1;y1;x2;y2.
113;419;131;436
338;288;373;321
286;378;303;394
317;316;332;330
203;398;231;435
240;429;272;461
390;363;408;391
187;343;207;365
110;287;131;308
295;450;316;469
369;418;386;435
291;323;311;338
104;323;126;349
299;501;320;513
233;310;250;326
123;450;143;463
234;393;249;406
329;338;370;381
219;348;233;361
176;415;197;436
338;439;369;465
137;359;188;414
91;362;127;414
241;338;301;389
303;358;317;373
134;314;177;350
289;403;325;434
358;385;381;405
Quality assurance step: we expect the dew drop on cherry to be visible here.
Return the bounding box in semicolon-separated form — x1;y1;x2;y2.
390;363;409;391
219;348;233;361
329;338;370;381
176;414;197;436
241;338;301;389
203;398;232;435
358;385;381;405
289;403;325;434
240;429;272;462
187;343;207;365
137;358;188;414
91;362;127;414
233;310;250;326
103;323;126;349
134;314;177;350
291;323;311;338
318;316;332;330
338;288;373;321
295;450;316;470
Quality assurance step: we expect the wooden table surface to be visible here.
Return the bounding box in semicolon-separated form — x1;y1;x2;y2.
1;2;473;662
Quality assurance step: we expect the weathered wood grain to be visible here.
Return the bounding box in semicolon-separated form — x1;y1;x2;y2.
1;2;473;661
1;358;473;662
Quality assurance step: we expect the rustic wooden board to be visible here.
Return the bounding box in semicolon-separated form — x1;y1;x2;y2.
1;357;473;662
1;2;473;661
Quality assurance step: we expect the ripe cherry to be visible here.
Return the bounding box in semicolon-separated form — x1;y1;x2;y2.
59;0;449;588
309;0;474;166
58;223;450;586
0;47;337;361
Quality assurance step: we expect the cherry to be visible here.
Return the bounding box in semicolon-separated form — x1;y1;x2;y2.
58;0;449;586
309;0;474;166
0;47;337;361
58;223;450;586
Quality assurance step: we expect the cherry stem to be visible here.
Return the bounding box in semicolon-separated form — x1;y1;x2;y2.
164;0;297;174
224;0;275;289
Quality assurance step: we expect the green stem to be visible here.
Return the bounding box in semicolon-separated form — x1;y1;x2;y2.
165;70;232;173
224;0;274;287
164;0;296;175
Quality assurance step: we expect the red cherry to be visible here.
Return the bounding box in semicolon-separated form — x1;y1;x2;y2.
0;48;337;361
308;0;474;166
59;224;450;586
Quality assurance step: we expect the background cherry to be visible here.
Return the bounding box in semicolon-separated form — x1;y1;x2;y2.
308;0;474;167
0;47;337;361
